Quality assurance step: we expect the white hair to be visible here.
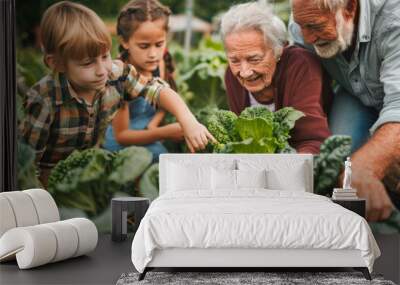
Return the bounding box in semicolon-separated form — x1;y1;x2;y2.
220;1;287;57
290;0;349;11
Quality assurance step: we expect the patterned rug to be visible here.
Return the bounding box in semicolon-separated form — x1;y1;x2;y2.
116;271;395;285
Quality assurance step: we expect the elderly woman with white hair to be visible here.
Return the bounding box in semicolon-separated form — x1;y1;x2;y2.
221;1;331;154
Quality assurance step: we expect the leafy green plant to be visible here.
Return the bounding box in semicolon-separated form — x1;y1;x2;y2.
207;109;240;144
138;163;160;201
48;148;113;216
313;135;352;196
48;146;152;217
17;141;41;189
17;48;48;88
108;147;152;185
202;106;304;153
171;37;228;109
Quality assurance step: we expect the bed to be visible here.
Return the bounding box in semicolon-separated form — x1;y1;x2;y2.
131;154;380;280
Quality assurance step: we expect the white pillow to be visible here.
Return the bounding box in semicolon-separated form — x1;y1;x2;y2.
237;158;308;191
236;169;268;189
167;163;212;191
212;168;237;191
267;167;306;191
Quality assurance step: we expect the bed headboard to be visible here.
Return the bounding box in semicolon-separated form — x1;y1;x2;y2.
159;154;314;195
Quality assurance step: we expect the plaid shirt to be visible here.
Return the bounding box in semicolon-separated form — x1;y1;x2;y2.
19;61;165;171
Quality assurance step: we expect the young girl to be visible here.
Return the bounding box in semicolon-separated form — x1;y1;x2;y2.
103;0;182;162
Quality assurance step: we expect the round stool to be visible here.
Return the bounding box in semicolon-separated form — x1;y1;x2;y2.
111;197;149;242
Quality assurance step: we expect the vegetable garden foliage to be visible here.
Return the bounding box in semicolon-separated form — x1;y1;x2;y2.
47;146;153;217
17;142;41;190
139;163;160;202
170;37;229;109
198;106;304;154
313;135;352;196
16;52;46;190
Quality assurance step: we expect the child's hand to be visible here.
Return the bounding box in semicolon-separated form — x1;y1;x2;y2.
155;87;217;151
182;119;217;153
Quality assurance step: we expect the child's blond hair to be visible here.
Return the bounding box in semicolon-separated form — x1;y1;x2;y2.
40;1;111;68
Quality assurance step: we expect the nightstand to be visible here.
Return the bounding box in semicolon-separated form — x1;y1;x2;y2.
332;198;366;218
111;197;150;242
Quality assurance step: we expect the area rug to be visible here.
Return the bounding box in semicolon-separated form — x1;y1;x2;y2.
116;271;395;285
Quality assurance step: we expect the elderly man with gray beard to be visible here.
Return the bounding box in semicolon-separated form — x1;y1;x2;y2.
289;0;400;222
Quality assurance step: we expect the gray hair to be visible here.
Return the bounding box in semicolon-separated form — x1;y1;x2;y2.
290;0;349;11
220;1;287;57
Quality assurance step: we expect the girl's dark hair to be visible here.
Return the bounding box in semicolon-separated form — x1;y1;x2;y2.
162;50;177;91
117;0;171;62
117;0;177;90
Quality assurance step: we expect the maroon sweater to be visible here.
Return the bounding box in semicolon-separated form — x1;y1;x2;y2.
225;46;331;154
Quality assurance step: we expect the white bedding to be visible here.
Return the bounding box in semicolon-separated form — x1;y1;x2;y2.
131;190;380;273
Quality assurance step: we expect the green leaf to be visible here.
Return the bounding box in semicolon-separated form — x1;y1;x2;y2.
274;107;305;130
108;146;152;185
80;151;112;183
206;110;239;144
240;106;274;122
138;163;159;201
230;137;277;154
236;117;273;141
313;135;352;195
202;106;304;154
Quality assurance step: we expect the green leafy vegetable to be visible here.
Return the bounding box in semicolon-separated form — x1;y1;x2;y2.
240;106;274;121
203;106;304;154
48;146;152;217
138;163;160;201
313;135;352;196
236;117;273;141
108;146;152;185
207;110;240;144
273;107;306;150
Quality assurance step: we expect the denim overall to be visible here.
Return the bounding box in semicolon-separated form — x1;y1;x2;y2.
103;69;167;162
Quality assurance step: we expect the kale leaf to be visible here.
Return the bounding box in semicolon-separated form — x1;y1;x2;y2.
203;106;304;153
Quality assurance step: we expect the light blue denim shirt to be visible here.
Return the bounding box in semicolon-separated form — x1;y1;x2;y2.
289;0;400;133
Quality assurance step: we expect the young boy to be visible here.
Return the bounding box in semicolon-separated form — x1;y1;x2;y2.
19;1;215;186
